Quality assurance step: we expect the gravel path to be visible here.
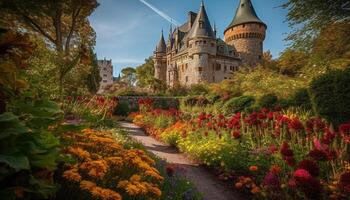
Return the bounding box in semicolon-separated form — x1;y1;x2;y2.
118;121;244;200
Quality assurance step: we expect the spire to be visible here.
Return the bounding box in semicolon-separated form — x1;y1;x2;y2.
188;1;215;38
226;0;266;31
213;22;217;37
155;30;166;53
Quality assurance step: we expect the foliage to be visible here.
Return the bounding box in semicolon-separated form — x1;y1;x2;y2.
0;0;99;97
188;84;209;96
135;57;154;87
114;101;131;117
223;96;255;115
257;94;278;110
86;50;101;94
232;66;307;99
309;68;350;126
121;67;137;87
62;96;117;127
282;0;348;51
277;49;309;76
291;88;312;110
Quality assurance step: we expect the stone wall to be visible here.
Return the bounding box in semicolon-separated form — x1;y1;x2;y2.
224;23;266;67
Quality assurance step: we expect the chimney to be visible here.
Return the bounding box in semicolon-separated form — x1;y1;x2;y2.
188;11;197;28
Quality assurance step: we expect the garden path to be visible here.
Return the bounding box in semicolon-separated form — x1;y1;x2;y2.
119;121;244;200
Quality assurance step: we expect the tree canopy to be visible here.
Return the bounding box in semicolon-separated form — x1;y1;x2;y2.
282;0;349;51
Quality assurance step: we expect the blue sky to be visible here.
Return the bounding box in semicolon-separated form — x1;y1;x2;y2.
89;0;291;77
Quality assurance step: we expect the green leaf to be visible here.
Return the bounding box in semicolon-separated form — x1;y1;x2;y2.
0;112;28;139
0;153;30;170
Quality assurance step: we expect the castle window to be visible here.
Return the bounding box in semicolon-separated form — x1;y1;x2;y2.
186;63;188;69
215;64;221;71
241;3;245;7
103;80;107;83
203;41;207;45
103;74;107;77
189;44;192;48
211;43;215;47
258;55;262;60
186;76;188;82
103;68;107;71
243;24;245;28
224;66;227;72
213;76;215;82
198;67;203;72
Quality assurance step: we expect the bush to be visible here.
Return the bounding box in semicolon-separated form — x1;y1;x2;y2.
114;100;131;116
189;84;209;96
291;88;312;110
309;68;350;126
258;93;278;109
223;96;255;115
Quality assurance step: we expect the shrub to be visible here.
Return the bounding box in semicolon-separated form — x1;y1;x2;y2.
309;68;350;126
114;100;130;116
291;88;312;110
189;84;209;96
223;96;255;115
258;93;278;109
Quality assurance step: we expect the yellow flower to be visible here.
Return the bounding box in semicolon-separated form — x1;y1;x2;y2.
130;174;142;182
126;184;141;196
147;185;162;197
80;180;96;191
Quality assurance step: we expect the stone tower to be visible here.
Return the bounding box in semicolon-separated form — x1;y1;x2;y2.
153;30;167;82
224;0;266;67
187;1;217;84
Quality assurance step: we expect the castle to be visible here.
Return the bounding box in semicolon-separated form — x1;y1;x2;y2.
97;58;114;94
153;0;266;87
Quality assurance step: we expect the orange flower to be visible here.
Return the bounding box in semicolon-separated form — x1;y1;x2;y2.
270;165;281;174
249;166;259;172
63;168;82;182
251;186;261;194
235;182;243;189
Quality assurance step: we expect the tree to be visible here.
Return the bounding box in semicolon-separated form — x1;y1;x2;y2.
86;50;101;94
136;57;155;87
0;0;99;97
121;67;136;87
312;21;350;65
282;0;349;51
277;49;309;76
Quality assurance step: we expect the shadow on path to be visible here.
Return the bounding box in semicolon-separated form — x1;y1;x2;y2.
118;121;244;200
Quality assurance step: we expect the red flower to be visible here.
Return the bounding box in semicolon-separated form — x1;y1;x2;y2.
267;112;274;120
288;118;304;131
294;169;311;181
268;144;278;154
285;156;296;166
298;159;319;177
231;131;241;139
308;149;328;161
280;142;294;157
339;122;350;135
339;172;350;193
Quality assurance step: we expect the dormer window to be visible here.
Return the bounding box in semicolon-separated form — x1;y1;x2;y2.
199;21;204;29
241;3;245;7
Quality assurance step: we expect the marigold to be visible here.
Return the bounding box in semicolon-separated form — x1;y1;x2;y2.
251;186;260;194
66;147;91;160
235;182;243;189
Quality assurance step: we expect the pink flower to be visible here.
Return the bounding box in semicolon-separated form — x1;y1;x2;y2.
263;172;280;188
294;169;311;181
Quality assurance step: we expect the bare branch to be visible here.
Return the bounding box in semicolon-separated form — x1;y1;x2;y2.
22;15;55;44
65;5;83;55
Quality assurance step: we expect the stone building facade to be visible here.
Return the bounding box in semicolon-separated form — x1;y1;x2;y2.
153;0;266;87
97;58;113;93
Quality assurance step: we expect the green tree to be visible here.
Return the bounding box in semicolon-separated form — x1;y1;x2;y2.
136;57;155;87
86;50;101;94
282;0;349;51
121;67;136;87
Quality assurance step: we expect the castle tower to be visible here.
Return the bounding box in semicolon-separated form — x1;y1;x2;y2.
187;1;217;84
224;0;266;67
153;30;167;82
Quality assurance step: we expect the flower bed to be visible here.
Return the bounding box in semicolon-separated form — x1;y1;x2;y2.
130;102;350;199
57;128;201;200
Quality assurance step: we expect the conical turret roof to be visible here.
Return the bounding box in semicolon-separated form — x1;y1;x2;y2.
188;1;215;39
155;30;166;53
226;0;266;31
